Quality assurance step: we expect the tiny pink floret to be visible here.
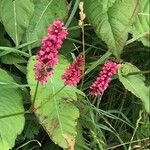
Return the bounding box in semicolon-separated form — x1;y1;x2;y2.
62;54;84;87
90;60;118;96
34;20;68;84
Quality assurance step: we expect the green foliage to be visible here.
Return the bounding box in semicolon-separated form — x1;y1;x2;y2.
0;69;25;150
118;63;150;113
0;0;149;149
75;123;90;150
0;46;30;58
21;114;41;140
100;0;117;9
132;0;150;47
1;54;26;64
27;56;80;148
0;0;34;46
0;24;11;46
25;0;68;48
84;0;139;58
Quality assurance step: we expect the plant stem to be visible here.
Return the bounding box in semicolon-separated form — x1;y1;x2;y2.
65;0;80;27
128;111;143;150
107;137;149;150
53;85;66;96
18;40;37;49
80;25;85;89
0;111;28;119
126;32;149;45
68;24;90;31
29;81;39;112
16;140;41;150
35;85;66;110
67;37;101;50
79;1;86;90
95;95;102;120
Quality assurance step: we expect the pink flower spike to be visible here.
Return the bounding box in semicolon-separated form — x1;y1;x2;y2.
34;62;53;84
62;54;84;87
34;20;68;84
90;60;118;96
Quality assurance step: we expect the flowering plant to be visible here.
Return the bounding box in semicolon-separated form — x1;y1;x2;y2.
0;0;149;150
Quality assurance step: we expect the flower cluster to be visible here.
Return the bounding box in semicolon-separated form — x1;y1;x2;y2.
62;54;84;87
34;20;68;84
90;60;118;96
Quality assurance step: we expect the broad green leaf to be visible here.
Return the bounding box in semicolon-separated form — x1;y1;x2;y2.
84;0;139;58
0;46;30;58
26;0;68;48
1;54;27;64
118;63;150;113
0;69;25;150
0;0;34;46
27;56;80;148
132;0;150;47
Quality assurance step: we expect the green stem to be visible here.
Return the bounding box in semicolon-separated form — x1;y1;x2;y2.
107;137;149;150
128;111;143;150
92;96;97;105
0;111;28;119
33;81;39;105
68;24;90;31
16;140;41;150
126;32;149;45
80;24;85;89
53;85;66;97
95;95;102;120
29;81;39;112
18;40;37;49
67;37;101;50
65;0;80;27
84;51;112;75
35;85;66;110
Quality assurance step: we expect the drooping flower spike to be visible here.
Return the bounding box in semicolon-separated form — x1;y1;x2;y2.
90;60;118;96
62;54;84;87
34;20;68;84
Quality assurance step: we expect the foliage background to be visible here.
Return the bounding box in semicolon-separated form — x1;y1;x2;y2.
0;0;149;150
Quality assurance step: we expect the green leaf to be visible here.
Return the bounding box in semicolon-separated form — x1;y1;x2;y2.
1;54;27;64
0;46;30;58
25;0;68;48
0;69;25;150
0;0;34;46
84;0;139;58
100;0;117;10
132;0;150;47
27;56;80;148
14;64;27;74
118;63;150;113
0;24;11;46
